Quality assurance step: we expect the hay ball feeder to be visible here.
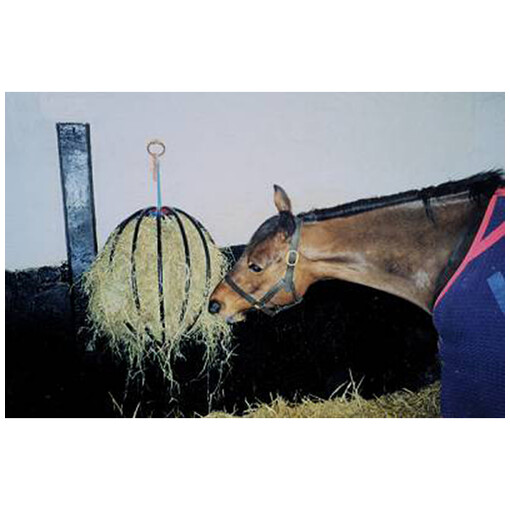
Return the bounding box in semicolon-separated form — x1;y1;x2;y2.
83;141;231;381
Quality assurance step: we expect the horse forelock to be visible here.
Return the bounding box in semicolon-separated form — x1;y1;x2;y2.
248;213;296;249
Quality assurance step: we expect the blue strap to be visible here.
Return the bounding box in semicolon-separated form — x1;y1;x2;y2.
156;160;162;211
487;272;505;314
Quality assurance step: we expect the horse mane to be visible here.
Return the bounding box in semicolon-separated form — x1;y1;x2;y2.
298;170;505;223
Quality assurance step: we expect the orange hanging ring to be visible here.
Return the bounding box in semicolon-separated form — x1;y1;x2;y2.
147;139;166;157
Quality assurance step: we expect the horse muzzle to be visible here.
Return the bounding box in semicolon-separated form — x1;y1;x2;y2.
208;299;222;314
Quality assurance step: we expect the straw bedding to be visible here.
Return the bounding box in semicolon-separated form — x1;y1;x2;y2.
207;382;441;418
83;210;232;384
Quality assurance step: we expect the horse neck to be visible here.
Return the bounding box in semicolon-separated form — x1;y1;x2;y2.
297;193;487;313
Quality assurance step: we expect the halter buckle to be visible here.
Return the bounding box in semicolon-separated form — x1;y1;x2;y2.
286;249;299;267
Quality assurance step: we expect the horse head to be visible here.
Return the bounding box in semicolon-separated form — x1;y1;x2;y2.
209;185;308;323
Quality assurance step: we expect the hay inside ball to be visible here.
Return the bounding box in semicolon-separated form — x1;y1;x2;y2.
83;206;232;383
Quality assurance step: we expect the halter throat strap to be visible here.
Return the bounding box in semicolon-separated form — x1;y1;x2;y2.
225;217;303;317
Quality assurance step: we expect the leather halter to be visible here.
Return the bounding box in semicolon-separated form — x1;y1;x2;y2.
224;217;303;317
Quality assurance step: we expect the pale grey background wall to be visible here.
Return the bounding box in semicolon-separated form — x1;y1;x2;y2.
5;92;504;270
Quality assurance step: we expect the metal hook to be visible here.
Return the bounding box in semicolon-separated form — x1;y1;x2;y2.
147;139;166;157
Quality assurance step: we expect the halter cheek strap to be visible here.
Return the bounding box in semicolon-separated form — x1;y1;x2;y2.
224;217;303;317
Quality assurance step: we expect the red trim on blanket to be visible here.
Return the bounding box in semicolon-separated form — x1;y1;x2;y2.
434;188;505;309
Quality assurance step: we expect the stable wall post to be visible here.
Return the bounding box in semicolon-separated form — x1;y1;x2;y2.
57;122;98;350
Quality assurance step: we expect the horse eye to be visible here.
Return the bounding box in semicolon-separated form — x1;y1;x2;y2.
249;263;262;273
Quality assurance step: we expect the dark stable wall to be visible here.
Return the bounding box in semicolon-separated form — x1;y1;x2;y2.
5;247;439;418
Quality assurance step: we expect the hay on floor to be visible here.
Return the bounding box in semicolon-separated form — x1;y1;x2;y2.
83;209;232;385
207;382;441;418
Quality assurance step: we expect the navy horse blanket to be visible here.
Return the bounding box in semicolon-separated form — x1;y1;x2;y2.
433;189;505;418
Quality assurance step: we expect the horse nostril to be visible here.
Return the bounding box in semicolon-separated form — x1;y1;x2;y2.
208;300;221;314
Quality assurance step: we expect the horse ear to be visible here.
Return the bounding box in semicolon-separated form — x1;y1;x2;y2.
273;184;292;213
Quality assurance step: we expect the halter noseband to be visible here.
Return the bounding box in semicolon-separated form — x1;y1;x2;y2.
224;217;303;317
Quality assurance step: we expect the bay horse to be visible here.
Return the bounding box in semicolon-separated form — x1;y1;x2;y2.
209;171;505;417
